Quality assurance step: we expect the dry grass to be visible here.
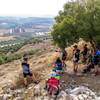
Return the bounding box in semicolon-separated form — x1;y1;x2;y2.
14;52;58;88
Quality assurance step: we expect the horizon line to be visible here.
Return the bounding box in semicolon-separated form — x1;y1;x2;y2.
0;15;55;18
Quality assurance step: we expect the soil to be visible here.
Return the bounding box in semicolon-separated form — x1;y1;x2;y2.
61;69;100;94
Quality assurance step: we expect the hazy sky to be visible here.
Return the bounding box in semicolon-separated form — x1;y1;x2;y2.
0;0;68;17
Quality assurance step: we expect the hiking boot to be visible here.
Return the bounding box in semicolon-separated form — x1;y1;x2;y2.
95;71;99;76
33;81;39;84
24;84;28;88
74;69;77;73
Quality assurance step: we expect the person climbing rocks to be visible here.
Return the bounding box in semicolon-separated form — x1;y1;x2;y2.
73;45;80;73
21;57;37;87
82;44;89;63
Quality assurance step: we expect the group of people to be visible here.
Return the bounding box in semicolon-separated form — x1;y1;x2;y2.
21;43;100;97
21;54;65;90
72;44;100;76
44;49;67;97
45;57;64;97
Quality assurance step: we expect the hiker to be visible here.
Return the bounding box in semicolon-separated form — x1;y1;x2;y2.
61;48;67;67
53;57;63;73
22;57;37;86
45;75;60;97
82;48;100;75
82;53;94;73
93;50;100;76
73;45;80;73
81;44;89;63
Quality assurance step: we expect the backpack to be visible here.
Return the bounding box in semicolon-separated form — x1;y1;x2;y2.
55;60;63;70
74;49;80;60
92;55;99;63
62;49;67;59
22;63;30;73
47;77;59;96
83;47;88;55
96;50;100;55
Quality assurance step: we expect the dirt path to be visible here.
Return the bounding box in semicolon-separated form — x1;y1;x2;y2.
61;64;100;94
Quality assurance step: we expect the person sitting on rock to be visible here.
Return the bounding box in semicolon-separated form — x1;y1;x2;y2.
21;57;37;86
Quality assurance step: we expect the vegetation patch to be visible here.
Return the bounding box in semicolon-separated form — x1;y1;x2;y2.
51;0;100;48
0;49;39;65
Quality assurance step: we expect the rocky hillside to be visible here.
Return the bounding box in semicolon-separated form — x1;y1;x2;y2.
0;40;100;100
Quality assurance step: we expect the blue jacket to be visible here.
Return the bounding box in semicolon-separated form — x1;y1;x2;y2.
22;63;30;74
55;61;63;70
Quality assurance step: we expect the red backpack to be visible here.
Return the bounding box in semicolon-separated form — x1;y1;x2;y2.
47;77;59;96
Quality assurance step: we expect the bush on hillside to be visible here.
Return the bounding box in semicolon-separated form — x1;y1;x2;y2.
0;49;39;65
0;56;5;65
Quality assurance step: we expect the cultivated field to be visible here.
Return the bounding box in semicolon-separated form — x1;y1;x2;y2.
0;36;15;42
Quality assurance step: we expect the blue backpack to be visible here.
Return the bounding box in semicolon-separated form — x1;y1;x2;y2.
96;50;100;55
92;55;99;63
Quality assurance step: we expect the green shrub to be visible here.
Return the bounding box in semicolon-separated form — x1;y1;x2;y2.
0;49;39;65
0;56;5;64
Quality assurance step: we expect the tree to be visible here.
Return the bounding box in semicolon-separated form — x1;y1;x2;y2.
51;0;100;49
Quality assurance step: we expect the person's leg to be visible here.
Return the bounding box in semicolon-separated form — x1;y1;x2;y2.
75;59;79;73
44;81;48;90
61;60;65;73
24;77;28;86
87;64;94;72
75;63;78;73
63;61;66;68
29;73;38;83
73;63;76;73
62;60;64;67
23;73;28;86
73;63;75;72
95;64;99;76
55;87;59;96
84;55;87;63
82;64;88;73
32;73;36;80
87;66;91;72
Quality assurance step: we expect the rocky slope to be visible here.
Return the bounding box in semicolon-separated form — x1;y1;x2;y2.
0;40;100;100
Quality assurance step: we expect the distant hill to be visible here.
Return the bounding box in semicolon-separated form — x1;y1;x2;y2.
0;16;54;29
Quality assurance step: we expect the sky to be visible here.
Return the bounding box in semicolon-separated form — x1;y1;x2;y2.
0;0;68;17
